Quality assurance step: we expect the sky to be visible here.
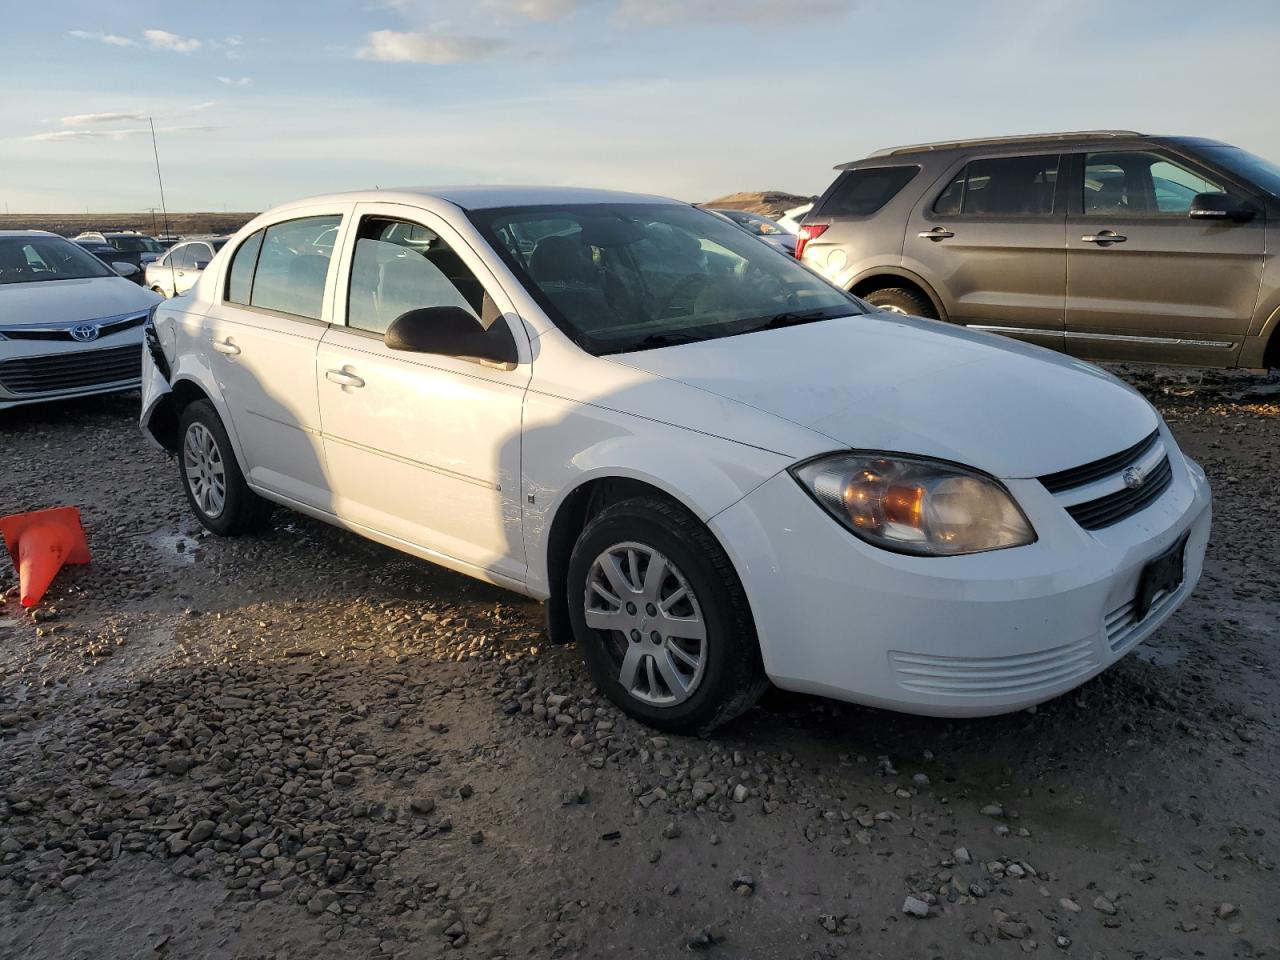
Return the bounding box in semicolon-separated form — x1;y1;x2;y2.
3;0;1279;213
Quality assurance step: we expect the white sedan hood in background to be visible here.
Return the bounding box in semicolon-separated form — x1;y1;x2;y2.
609;313;1160;479
0;277;157;327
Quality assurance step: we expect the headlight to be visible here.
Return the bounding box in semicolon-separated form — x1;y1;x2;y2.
791;453;1035;556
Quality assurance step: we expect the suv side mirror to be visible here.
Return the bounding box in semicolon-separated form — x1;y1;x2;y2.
1189;193;1255;223
112;261;139;278
384;306;519;365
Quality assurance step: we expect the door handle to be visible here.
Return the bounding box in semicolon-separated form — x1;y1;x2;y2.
212;338;240;356
1081;231;1127;245
918;227;955;241
325;368;365;388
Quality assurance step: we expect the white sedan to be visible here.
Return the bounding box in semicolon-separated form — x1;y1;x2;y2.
1;231;161;410
140;187;1211;732
145;237;229;298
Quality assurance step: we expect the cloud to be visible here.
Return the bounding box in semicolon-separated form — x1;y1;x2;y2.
217;76;253;87
615;0;851;25
357;29;508;64
59;111;148;126
68;30;136;47
144;29;202;53
481;0;594;19
23;124;217;143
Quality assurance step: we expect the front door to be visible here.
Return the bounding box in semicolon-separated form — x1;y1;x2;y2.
1064;150;1265;365
205;210;345;509
905;152;1067;350
316;203;530;583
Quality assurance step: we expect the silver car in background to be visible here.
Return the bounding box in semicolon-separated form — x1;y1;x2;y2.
146;237;229;298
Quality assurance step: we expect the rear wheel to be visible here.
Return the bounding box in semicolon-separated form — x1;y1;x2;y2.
567;496;767;733
864;286;936;319
177;400;272;536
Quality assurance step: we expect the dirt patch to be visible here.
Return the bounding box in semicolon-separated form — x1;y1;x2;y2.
1;368;1277;959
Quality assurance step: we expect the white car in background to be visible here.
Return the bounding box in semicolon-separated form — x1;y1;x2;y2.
1;231;160;410
141;187;1210;733
776;202;813;235
146;237;229;298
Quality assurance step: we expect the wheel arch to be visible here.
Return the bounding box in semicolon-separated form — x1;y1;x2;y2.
848;268;948;321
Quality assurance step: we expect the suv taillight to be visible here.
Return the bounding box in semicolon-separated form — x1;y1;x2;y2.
794;223;829;260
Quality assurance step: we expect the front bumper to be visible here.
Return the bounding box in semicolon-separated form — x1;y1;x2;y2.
710;429;1212;717
0;330;144;410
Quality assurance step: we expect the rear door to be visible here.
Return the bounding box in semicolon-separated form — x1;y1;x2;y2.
1064;150;1265;364
904;152;1067;349
316;202;531;583
204;208;347;509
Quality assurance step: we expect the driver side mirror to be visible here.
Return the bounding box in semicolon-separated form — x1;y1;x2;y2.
194;260;210;270
112;261;139;278
1189;193;1255;222
384;306;519;366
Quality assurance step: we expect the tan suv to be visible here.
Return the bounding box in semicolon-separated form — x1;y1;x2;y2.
798;131;1280;368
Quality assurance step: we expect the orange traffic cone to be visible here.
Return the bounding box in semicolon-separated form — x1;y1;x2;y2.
0;507;91;609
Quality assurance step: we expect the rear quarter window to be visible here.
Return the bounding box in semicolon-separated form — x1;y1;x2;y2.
820;166;920;217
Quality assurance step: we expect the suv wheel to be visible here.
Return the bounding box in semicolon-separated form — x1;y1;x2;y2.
567;496;768;733
864;287;936;319
178;399;272;536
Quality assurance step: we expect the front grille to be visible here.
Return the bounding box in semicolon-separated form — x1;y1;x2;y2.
0;344;142;396
0;314;146;342
1103;586;1178;652
1064;456;1173;530
1040;430;1159;493
890;639;1097;697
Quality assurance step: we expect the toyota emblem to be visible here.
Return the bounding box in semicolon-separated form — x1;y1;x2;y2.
69;323;100;343
1122;465;1146;490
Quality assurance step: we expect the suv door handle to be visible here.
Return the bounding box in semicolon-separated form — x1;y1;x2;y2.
918;227;954;241
1081;231;1127;245
211;338;240;356
325;368;365;388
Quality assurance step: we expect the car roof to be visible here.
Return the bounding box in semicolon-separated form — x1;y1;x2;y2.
836;130;1194;167
263;185;683;216
0;230;60;239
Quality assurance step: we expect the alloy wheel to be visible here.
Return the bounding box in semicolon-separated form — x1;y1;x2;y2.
183;422;227;519
584;542;707;706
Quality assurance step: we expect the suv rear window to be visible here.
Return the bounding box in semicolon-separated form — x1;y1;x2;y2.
933;154;1060;217
822;166;919;217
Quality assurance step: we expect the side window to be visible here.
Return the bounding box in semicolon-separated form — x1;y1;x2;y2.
249;215;342;320
933;154;1060;216
226;230;264;304
824;166;919;217
346;217;486;335
172;245;196;269
1084;152;1226;216
190;244;213;268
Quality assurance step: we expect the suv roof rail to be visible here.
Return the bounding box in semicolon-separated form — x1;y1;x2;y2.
850;130;1146;164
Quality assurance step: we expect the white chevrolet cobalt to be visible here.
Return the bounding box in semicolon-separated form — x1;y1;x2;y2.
140;188;1211;732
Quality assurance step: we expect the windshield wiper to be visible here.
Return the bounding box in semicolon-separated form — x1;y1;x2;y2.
744;308;839;332
623;332;710;352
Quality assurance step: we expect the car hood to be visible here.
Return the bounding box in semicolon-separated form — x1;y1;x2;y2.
608;313;1159;478
0;277;160;327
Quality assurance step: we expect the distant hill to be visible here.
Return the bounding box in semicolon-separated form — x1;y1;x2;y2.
0;212;258;238
701;191;815;217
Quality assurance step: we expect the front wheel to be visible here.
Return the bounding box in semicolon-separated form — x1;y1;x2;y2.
864;286;936;319
567;497;767;733
177;399;272;536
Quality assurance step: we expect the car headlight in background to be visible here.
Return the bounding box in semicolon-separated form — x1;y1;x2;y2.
791;453;1035;556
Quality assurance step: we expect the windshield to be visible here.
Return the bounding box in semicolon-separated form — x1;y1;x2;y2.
470;203;860;355
716;210;789;236
109;236;163;253
1200;145;1280;198
0;236;113;284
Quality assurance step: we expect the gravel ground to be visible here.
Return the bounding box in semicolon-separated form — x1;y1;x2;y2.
1;367;1277;959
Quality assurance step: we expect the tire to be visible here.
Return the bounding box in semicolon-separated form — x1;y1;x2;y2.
151;286;169;298
566;496;768;734
177;399;272;536
864;286;936;319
